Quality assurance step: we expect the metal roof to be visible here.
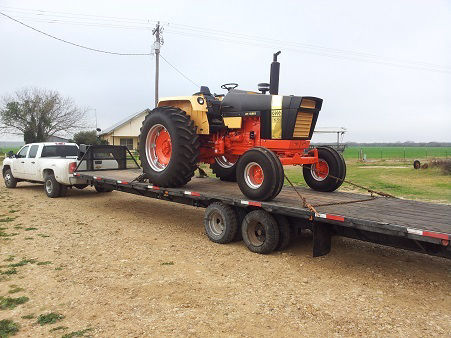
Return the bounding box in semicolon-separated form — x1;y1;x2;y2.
99;109;149;135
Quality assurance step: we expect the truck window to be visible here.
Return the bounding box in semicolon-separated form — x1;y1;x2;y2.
28;145;39;158
16;146;29;158
41;145;78;158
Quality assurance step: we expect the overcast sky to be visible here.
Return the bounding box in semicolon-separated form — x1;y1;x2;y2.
0;0;450;143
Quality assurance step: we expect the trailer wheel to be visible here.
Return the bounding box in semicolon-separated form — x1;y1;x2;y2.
44;174;61;198
237;148;283;201
303;147;344;192
242;210;279;254
139;106;200;187
95;185;113;193
204;202;238;244
3;169;17;188
210;155;239;182
275;215;291;251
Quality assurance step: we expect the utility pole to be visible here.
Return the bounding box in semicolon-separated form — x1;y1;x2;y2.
152;21;163;107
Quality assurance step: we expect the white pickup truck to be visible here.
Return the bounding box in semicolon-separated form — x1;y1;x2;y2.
2;142;111;197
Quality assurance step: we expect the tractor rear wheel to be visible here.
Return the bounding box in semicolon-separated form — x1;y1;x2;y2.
303;146;345;192
236;148;283;201
210;155;239;182
139;107;199;187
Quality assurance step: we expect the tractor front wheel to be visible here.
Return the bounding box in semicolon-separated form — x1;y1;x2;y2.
138;107;199;187
210;155;239;182
236;147;283;201
303;147;345;192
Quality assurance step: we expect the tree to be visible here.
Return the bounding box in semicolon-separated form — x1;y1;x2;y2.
0;88;87;143
73;130;100;145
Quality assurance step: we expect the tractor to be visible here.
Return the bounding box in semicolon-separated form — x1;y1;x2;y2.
138;51;346;201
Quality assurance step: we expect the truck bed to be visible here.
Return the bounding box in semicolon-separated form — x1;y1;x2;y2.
76;168;451;249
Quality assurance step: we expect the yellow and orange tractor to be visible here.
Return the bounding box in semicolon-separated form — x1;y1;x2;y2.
138;52;346;201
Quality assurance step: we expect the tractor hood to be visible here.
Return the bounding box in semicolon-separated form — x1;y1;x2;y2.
220;89;323;140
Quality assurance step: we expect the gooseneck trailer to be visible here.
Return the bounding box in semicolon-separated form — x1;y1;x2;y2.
74;145;451;259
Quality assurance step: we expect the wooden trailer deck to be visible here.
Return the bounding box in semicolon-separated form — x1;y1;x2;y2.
75;168;451;252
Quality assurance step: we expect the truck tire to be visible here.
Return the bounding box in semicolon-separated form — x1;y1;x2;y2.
274;215;292;251
95;185;113;193
303;147;344;192
44;173;61;198
139;106;199;187
204;202;238;244
3;169;17;188
242;210;280;254
236;148;283;201
59;185;68;197
210;155;238;182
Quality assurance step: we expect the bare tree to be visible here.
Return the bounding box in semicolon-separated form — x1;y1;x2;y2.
0;88;87;143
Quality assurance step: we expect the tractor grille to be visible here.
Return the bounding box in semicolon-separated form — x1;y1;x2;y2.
293;112;313;138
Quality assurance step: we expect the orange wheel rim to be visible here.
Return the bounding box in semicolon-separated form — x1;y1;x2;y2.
155;130;172;165
311;159;329;181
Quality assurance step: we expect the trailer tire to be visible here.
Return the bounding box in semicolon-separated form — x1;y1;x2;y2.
303;147;344;192
44;173;61;198
139;106;200;187
204;202;238;244
210;156;238;182
275;215;291;251
242;210;279;254
3;169;17;188
237;148;283;201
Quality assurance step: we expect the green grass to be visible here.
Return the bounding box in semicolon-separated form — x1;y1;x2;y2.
284;160;451;203
0;319;19;337
8;285;24;294
36;312;64;325
21;314;34;320
0;296;29;310
0;268;17;275
37;261;52;266
8;259;36;268
343;146;451;160
161;261;174;266
62;328;93;338
24;227;37;231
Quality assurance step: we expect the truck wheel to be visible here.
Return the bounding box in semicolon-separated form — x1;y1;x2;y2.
3;169;17;188
44;174;61;198
59;185;68;197
74;184;88;189
274;215;292;251
210;155;238;182
242;210;279;254
236;148;283;201
139;106;199;187
95;185;113;193
303;147;344;192
204;202;238;244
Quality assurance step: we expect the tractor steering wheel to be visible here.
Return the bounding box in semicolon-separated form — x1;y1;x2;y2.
221;83;239;91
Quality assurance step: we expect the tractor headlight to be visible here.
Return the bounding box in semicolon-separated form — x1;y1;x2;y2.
197;97;205;105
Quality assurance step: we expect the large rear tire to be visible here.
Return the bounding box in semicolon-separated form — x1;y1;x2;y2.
210;155;238;182
303;147;345;192
236;148;283;201
139;107;199;187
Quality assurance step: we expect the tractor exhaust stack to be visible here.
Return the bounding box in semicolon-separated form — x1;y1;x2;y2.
269;51;281;95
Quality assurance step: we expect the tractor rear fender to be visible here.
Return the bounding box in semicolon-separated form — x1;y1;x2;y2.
158;96;210;134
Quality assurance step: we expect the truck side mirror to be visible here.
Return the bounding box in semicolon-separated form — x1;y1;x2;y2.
7;151;14;158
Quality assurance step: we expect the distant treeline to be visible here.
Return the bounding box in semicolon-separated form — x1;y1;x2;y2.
345;142;451;147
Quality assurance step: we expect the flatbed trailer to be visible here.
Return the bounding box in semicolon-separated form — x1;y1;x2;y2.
75;145;451;259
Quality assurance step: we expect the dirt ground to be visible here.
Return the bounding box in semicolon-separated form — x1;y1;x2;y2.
0;183;450;337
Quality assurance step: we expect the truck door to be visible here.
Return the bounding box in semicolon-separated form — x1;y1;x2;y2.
12;145;29;177
23;144;40;180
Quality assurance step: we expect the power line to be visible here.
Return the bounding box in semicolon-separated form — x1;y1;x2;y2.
160;54;199;88
0;11;151;56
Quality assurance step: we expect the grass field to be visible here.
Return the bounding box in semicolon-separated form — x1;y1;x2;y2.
284;160;451;204
343;146;451;160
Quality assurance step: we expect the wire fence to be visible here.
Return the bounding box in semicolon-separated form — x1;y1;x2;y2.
344;147;450;160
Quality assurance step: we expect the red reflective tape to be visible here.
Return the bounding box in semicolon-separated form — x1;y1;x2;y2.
121;181;129;185
423;231;449;240
153;186;160;190
191;192;200;196
326;214;345;222
95;177;102;181
248;201;262;207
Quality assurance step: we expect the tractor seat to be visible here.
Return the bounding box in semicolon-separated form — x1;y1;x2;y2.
193;86;214;98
